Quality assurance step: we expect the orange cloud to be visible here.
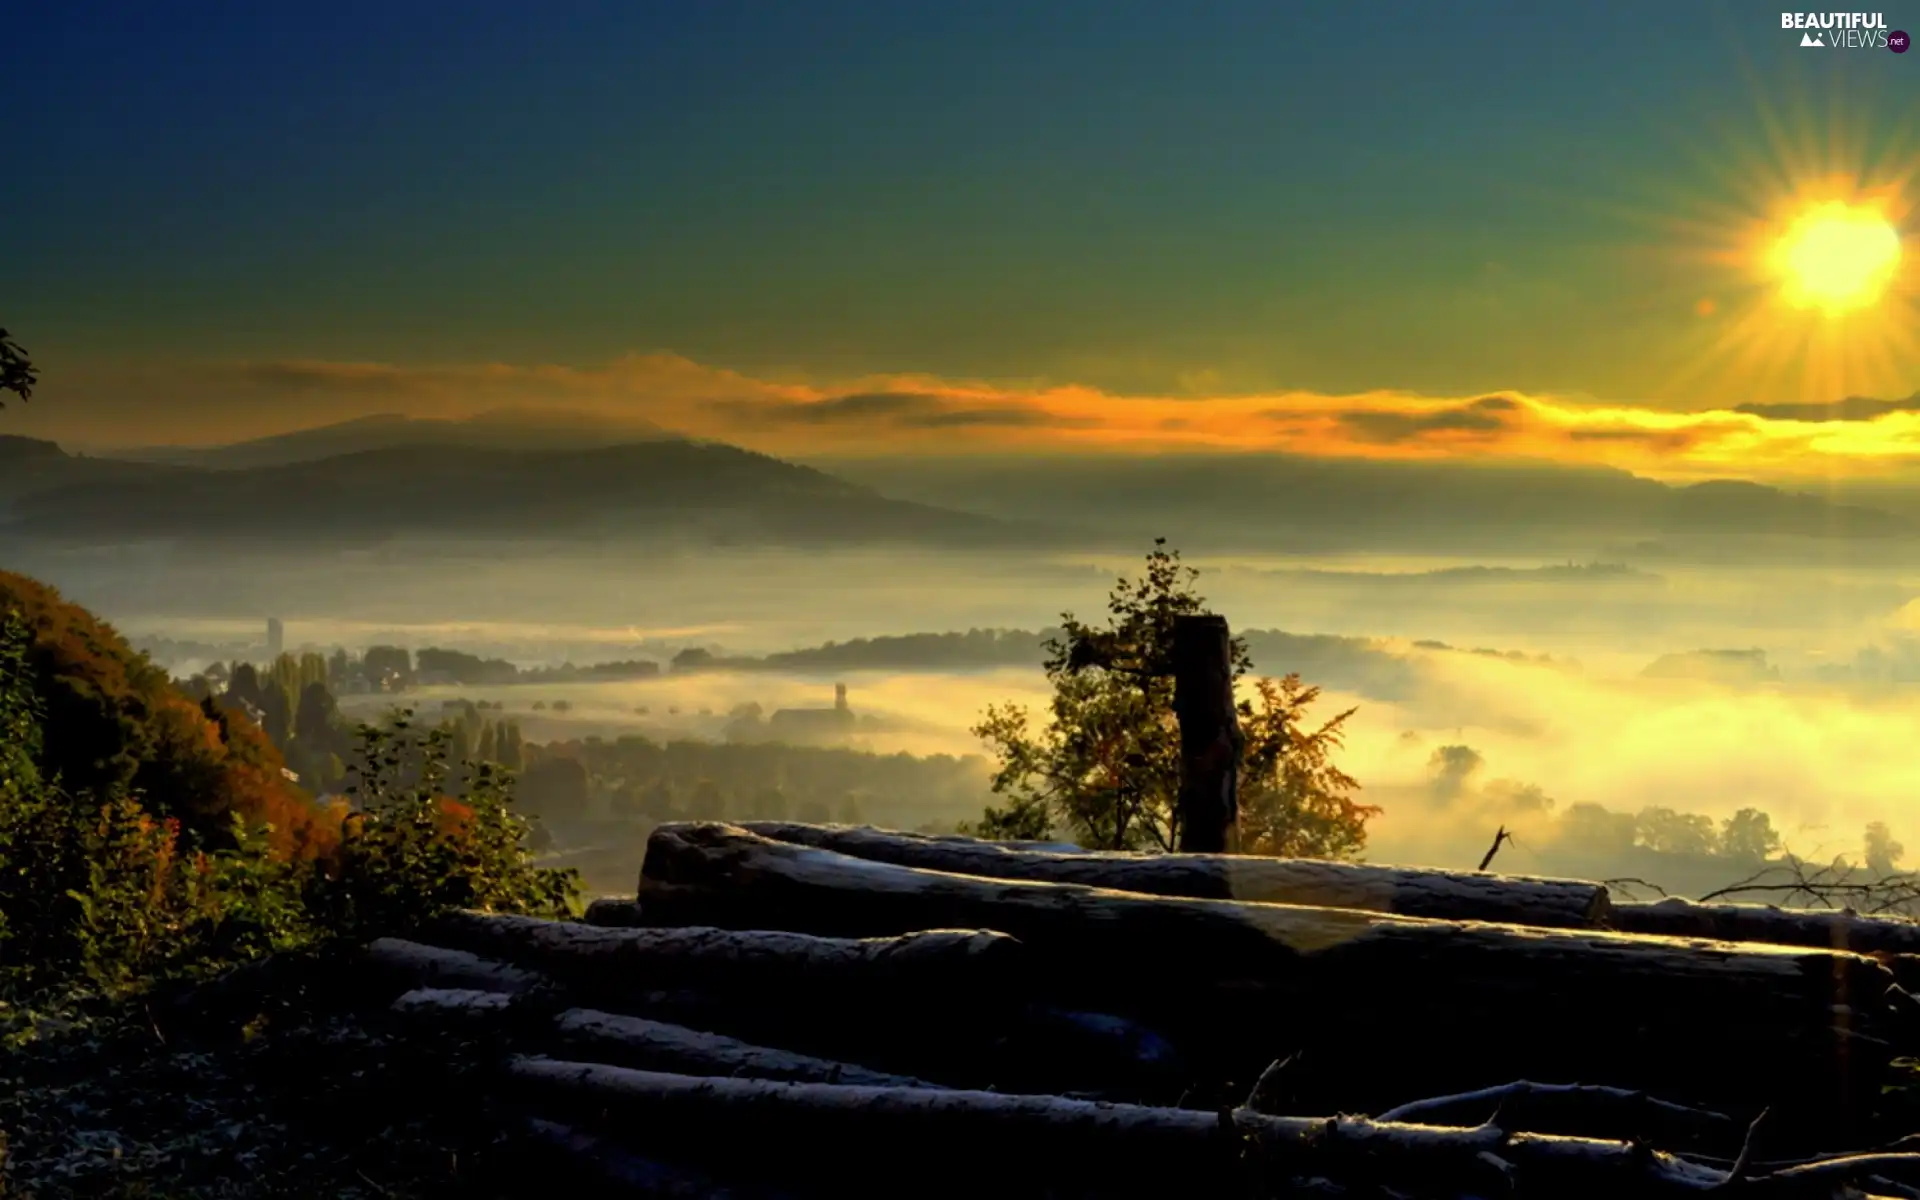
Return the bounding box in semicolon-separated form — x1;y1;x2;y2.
28;351;1920;483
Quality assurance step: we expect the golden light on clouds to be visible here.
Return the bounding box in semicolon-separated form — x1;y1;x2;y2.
34;350;1920;486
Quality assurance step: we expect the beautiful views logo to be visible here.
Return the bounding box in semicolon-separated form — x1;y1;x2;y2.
1781;11;1901;48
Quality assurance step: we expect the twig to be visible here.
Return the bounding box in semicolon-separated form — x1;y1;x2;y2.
1717;1106;1769;1187
1476;826;1512;872
1375;1081;1733;1142
1696;855;1920;918
1603;877;1671;901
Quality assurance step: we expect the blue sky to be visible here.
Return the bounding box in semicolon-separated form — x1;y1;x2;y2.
5;0;1919;448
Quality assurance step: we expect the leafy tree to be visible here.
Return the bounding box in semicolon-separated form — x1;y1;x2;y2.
516;755;590;823
1719;807;1782;864
1867;820;1907;876
968;541;1375;856
1635;806;1717;856
497;720;524;769
1558;802;1637;854
0;572;323;851
1236;675;1376;859
0;328;36;407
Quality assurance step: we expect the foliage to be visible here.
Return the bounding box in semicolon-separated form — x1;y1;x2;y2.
967;540;1377;856
0;572;316;849
307;711;579;944
1236;675;1377;859
0;600;577;1009
0;327;34;407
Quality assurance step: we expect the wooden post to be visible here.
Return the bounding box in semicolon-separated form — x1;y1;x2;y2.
1171;614;1241;853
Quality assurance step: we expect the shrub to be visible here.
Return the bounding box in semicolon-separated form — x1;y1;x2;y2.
0;603;579;1010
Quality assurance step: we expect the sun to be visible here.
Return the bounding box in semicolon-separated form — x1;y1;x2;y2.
1768;201;1902;315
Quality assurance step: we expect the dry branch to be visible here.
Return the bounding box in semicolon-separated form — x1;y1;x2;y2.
1371;1081;1736;1147
501;1059;1920;1198
638;823;1898;1127
733;820;1611;928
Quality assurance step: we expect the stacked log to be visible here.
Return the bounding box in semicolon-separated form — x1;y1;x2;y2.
734;820;1612;928
640;822;1899;1128
358;820;1920;1197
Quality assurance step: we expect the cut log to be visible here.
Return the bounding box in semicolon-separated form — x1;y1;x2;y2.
733;820;1611;929
1612;897;1920;956
362;937;546;994
584;898;646;927
392;987;939;1088
638;823;1898;1129
502;1060;1920;1199
421;911;1027;997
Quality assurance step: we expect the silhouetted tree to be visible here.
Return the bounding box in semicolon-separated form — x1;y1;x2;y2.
1635;807;1716;856
1867;820;1907;876
517;755;590;823
969;541;1374;856
1719;807;1782;864
0;329;36;407
294;681;341;752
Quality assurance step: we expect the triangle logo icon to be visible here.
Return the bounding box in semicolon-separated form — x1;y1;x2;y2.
1800;30;1824;45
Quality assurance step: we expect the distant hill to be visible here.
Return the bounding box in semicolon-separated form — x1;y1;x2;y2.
110;408;677;469
814;453;1917;553
0;439;1047;549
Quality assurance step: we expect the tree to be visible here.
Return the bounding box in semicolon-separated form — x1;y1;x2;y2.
1719;807;1781;864
0;329;36;407
1236;675;1376;859
1635;807;1717;856
1558;802;1636;855
1867;821;1907;876
968;541;1376;856
517;755;590;823
294;680;342;753
497;721;524;770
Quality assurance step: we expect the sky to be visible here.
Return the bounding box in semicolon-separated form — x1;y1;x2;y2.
6;0;1920;472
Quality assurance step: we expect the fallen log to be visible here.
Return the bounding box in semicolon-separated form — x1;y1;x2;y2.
733;820;1611;928
422;911;1027;997
1612;897;1920;956
393;987;939;1088
639;823;1898;1129
584;898;646;928
363;937;546;994
502;1059;1920;1198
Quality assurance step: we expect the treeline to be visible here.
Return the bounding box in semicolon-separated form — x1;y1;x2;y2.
1428;743;1908;887
172;658;990;838
510;734;990;832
